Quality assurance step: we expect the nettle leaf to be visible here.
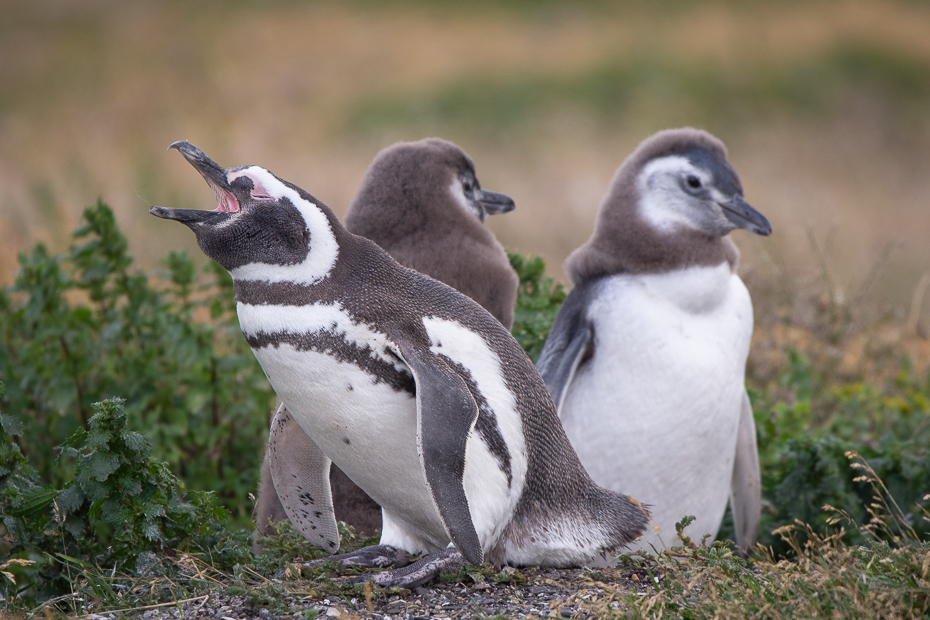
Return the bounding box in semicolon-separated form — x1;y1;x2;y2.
121;431;150;456
63;515;87;538
86;451;120;482
143;502;166;519
10;486;58;519
83;480;109;503
118;474;143;497
0;413;24;437
99;498;123;526
85;428;115;450
55;486;84;515
142;521;162;542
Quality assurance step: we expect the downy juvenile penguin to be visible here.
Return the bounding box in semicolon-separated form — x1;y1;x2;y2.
152;141;648;588
255;138;519;543
345;138;519;329
536;128;769;555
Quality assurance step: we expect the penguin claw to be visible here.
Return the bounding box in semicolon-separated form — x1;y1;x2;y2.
346;547;465;590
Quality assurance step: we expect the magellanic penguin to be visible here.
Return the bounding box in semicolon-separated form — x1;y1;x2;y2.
151;141;648;588
255;138;520;545
536;128;770;555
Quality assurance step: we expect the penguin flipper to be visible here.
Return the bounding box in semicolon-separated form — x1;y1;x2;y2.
268;403;341;553
730;390;761;555
536;284;594;413
394;342;483;566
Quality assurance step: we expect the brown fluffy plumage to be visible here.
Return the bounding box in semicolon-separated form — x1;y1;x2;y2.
345;138;518;328
565;128;741;285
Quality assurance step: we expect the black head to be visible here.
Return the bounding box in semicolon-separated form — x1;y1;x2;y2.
150;141;331;278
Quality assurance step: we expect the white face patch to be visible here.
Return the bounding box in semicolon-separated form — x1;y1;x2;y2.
636;156;723;235
236;300;406;372
226;166;339;285
448;178;484;222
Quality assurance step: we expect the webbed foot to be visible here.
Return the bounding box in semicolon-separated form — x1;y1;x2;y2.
347;547;464;589
283;544;410;577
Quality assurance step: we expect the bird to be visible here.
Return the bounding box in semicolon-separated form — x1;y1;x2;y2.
151;141;648;588
255;138;519;544
345;138;519;329
535;128;769;555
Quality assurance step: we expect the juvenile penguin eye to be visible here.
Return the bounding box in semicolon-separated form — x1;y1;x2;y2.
686;175;702;189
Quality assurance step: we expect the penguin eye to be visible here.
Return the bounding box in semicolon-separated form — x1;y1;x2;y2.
686;175;702;189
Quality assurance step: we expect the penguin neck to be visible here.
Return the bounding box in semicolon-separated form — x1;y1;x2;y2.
230;224;388;308
565;194;739;285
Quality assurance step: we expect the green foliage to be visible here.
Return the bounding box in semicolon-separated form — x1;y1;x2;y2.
740;350;930;556
0;381;45;552
2;200;930;615
0;200;275;522
1;398;252;607
508;251;567;362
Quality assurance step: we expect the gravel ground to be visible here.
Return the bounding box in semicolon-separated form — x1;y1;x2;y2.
84;565;659;620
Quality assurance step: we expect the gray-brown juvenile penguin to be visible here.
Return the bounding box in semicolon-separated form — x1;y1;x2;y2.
152;141;648;588
254;138;519;545
536;128;769;555
345;138;519;328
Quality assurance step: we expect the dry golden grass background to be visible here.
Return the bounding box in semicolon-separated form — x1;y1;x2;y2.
3;0;930;337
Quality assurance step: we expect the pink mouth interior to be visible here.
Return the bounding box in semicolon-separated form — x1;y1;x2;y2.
206;179;241;213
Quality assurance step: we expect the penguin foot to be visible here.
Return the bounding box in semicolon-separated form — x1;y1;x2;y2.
299;544;411;572
347;547;464;589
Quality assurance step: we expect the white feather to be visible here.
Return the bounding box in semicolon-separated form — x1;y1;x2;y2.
559;262;753;551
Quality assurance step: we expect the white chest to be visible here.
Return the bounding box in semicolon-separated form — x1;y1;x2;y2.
560;263;754;545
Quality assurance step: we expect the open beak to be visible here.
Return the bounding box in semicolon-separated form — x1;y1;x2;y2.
476;189;515;216
719;195;772;236
150;141;240;225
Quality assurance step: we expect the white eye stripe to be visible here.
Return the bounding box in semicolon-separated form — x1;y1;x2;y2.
227;166;340;285
635;156;716;234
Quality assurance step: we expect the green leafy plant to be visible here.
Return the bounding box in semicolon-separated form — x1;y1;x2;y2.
508;251;566;362
1;397;251;606
0;201;275;523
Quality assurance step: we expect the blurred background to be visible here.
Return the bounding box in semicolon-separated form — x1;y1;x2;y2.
3;0;930;315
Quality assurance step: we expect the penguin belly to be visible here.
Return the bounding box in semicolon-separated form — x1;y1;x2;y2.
238;302;525;556
560;263;753;550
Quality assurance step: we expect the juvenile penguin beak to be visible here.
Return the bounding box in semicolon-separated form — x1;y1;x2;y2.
476;189;516;216
719;195;772;236
150;141;241;225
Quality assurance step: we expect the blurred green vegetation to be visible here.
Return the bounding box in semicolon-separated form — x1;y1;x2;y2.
350;43;930;139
